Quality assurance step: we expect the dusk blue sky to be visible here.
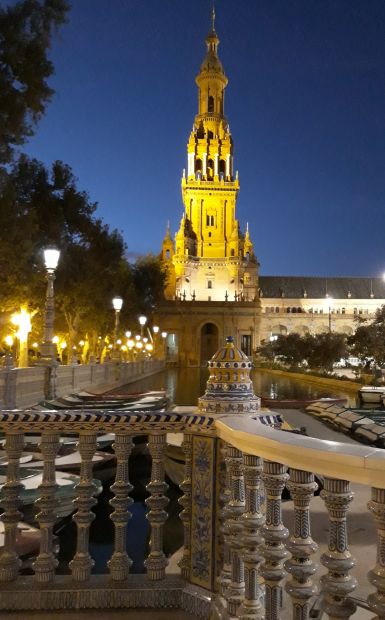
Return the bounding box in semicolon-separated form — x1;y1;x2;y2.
19;0;385;276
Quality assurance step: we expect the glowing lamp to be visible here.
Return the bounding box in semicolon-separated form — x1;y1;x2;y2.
112;297;123;311
136;341;143;349
135;335;141;341
153;326;159;334
117;339;122;345
143;337;148;343
161;331;167;339
145;343;153;351
127;339;134;349
44;248;60;272
125;330;131;338
138;315;147;326
4;335;13;347
52;336;59;344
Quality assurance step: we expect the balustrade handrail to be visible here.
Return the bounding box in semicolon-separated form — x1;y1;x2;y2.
0;408;215;434
216;414;385;488
1;408;385;488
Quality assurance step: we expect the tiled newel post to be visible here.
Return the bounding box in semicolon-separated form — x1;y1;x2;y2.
188;336;261;598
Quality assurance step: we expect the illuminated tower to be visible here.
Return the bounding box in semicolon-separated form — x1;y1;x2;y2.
164;9;259;303
158;9;261;365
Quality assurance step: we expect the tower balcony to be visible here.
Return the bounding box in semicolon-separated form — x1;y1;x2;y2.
182;176;239;190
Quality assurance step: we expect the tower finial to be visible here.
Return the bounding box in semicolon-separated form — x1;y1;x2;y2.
211;1;216;32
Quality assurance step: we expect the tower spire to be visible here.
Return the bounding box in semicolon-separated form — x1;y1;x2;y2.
211;1;216;33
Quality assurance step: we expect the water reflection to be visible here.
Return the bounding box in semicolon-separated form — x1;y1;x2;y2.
122;367;356;406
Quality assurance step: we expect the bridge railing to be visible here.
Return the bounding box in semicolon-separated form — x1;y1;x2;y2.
0;359;165;409
0;409;384;619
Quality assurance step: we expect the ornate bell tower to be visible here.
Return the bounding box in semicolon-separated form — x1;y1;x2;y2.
163;9;259;303
158;9;261;365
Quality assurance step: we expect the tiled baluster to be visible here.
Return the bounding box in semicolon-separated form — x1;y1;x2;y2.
226;444;246;617
219;442;232;597
70;433;98;582
145;432;169;580
108;434;134;581
239;454;265;620
285;469;318;620
261;460;289;620
33;432;60;582
0;433;24;582
178;432;192;579
320;478;357;619
367;487;385;619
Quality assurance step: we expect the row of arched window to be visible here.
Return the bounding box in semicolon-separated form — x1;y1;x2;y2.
195;158;226;179
264;306;373;315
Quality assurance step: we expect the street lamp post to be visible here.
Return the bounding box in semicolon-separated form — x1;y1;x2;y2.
40;248;60;362
39;247;60;400
152;325;159;357
161;331;167;360
112;297;123;360
326;295;334;333
139;315;147;337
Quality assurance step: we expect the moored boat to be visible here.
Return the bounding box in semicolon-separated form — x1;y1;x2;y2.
359;386;385;405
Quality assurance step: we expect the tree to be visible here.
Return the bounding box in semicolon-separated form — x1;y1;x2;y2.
258;331;347;371
258;333;310;367
132;254;167;314
0;0;68;164
0;155;98;314
305;332;347;371
348;305;385;368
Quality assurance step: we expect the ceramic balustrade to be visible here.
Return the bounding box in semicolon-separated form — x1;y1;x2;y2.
0;409;384;620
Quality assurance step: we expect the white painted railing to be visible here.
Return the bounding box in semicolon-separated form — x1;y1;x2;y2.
0;409;384;618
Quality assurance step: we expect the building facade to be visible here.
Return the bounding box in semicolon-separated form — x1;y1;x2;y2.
156;14;385;366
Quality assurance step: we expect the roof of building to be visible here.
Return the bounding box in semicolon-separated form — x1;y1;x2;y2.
258;275;385;300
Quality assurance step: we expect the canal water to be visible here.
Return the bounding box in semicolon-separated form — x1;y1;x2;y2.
117;366;358;407
55;368;357;575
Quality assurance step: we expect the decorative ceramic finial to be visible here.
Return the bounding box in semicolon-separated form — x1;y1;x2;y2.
198;336;261;414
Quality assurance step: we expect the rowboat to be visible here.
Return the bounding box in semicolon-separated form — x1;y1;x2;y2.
358;386;385;405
